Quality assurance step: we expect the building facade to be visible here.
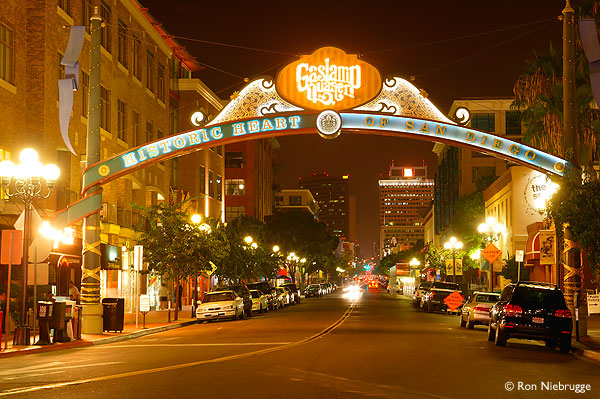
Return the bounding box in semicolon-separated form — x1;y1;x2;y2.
379;165;434;257
274;189;319;217
0;0;224;311
298;173;352;241
224;138;278;223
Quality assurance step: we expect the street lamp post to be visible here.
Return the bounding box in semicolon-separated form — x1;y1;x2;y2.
443;237;463;283
478;216;505;292
0;148;60;345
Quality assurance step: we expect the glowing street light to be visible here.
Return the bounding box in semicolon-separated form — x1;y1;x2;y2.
244;236;253;245
0;148;60;345
444;237;463;283
478;216;505;243
272;245;280;253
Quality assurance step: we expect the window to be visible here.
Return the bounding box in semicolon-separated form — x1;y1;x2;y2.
289;196;302;206
170;159;179;189
157;130;164;140
58;0;70;13
100;85;110;131
117;100;126;141
225;179;245;195
100;1;111;51
81;71;89;117
132;111;141;146
199;166;206;194
117;20;127;67
506;111;521;136
132;37;141;79
157;63;165;102
81;0;92;26
146;121;154;142
216;174;222;201
225;206;245;223
0;148;11;200
146;51;154;92
170;101;179;134
208;170;214;198
471;113;495;133
0;24;14;84
225;152;245;168
216;146;223;156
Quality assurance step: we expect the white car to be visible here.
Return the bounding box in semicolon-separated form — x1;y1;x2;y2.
196;290;245;321
250;289;269;313
275;287;291;307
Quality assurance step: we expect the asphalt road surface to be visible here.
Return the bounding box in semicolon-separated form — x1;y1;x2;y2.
0;289;598;398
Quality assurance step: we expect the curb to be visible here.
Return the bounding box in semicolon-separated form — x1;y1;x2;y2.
572;344;600;362
0;320;197;358
90;320;197;346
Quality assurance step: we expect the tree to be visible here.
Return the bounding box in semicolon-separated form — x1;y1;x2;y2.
501;256;529;282
265;211;338;283
135;197;229;318
216;216;277;282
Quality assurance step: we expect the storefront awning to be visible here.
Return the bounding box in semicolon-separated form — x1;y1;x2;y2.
525;231;540;266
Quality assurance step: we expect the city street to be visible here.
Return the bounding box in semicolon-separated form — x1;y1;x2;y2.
0;289;598;398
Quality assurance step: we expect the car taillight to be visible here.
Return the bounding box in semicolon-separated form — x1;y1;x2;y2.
555;309;572;318
474;306;488;312
504;304;522;316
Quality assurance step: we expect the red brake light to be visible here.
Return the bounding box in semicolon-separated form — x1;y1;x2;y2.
555;309;572;318
474;306;488;312
505;304;522;316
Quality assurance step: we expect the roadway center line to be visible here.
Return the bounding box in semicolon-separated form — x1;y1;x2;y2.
87;342;292;348
0;304;355;397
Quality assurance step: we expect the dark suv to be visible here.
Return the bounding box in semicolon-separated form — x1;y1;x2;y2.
488;282;572;352
217;284;253;317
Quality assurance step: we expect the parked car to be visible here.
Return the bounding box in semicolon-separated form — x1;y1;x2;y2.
320;283;330;295
412;281;432;307
216;284;253;317
304;284;322;298
247;282;276;310
196;291;245;321
279;283;301;304
460;292;500;328
250;289;269;313
420;281;462;313
488;282;572;352
275;287;291;307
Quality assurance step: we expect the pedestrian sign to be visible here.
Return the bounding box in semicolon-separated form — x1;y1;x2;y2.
482;243;502;264
444;290;464;310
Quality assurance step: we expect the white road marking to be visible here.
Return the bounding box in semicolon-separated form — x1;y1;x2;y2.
0;362;124;380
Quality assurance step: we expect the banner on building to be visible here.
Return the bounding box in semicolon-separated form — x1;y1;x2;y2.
445;259;453;276
455;259;463;276
539;230;556;265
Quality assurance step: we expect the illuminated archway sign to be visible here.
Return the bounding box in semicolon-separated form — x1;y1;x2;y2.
54;46;570;228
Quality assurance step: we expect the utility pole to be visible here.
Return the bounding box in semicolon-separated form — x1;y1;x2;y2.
561;0;585;336
80;7;103;334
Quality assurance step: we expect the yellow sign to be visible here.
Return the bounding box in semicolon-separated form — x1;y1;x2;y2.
276;46;382;111
445;259;462;276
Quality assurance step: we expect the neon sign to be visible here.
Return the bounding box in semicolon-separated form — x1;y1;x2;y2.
276;47;381;111
296;58;361;106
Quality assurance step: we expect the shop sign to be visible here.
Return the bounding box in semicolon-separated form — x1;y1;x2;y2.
276;47;382;111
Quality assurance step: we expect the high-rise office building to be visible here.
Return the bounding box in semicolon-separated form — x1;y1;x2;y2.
379;164;434;257
298;173;354;241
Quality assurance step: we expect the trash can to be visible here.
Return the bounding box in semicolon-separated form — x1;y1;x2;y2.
51;301;67;343
35;301;54;345
102;298;124;332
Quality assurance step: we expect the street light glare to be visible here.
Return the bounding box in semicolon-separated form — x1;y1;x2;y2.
19;148;39;164
486;216;497;226
478;223;488;233
43;163;60;181
244;236;253;244
191;213;202;224
272;245;280;252
0;160;15;177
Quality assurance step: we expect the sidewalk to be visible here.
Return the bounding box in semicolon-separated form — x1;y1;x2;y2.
0;305;196;358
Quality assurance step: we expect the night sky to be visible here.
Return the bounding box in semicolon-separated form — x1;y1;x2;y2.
140;0;565;258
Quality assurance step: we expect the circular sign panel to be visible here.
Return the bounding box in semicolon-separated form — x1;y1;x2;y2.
316;110;342;139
